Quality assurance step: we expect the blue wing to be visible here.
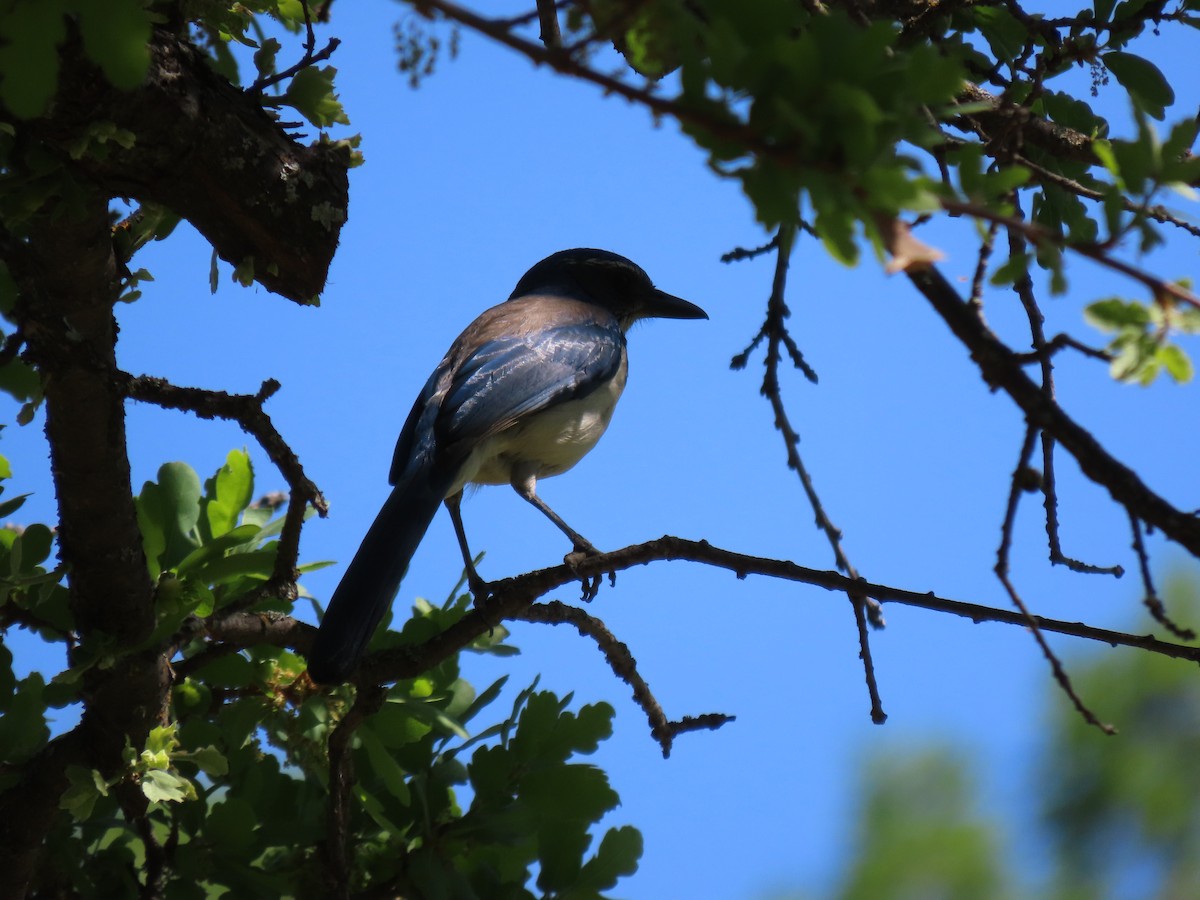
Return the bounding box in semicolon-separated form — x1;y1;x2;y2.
439;321;624;448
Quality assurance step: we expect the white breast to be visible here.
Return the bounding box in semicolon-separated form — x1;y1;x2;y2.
455;355;629;489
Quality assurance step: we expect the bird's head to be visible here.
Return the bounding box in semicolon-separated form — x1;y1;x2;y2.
509;248;707;329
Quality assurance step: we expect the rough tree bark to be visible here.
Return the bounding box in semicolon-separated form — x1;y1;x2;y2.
0;25;350;898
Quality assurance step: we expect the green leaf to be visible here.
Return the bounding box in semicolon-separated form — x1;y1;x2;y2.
1094;0;1118;23
208;247;219;295
59;765;110;821
0;1;67;119
971;7;1027;60
205;797;258;852
175;524;263;576
523;764;619;823
281;66;350;129
203;449;254;539
11;523;53;574
1084;298;1151;331
1104;52;1174;120
1157;343;1193;383
253;37;282;83
578;825;644;891
142;768;194;805
0;673;49;763
0;493;29;519
990;253;1031;287
358;726;412;804
140;462;203;572
180;745;228;777
185;547;276;587
77;0;151;90
536;820;589;892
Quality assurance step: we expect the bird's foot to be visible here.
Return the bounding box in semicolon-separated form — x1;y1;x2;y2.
564;541;603;602
466;571;493;606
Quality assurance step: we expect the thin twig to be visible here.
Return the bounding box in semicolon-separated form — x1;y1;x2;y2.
1011;332;1112;364
741;227;887;723
941;197;1200;310
247;0;342;95
515;601;733;757
1005;206;1123;578
721;233;781;263
1012;150;1200;240
969;220;1000;310
995;426;1115;734
1128;510;1196;640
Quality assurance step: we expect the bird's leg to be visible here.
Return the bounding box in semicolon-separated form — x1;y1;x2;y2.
510;474;602;601
444;491;490;600
510;474;598;555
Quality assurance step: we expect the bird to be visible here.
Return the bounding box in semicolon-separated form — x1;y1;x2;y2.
307;248;707;684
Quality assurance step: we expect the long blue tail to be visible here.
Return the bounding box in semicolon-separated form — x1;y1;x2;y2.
308;469;452;684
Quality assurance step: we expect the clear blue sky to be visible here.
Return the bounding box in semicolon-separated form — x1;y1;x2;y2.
6;3;1200;896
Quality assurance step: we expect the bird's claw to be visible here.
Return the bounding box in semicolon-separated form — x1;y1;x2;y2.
564;544;602;601
467;572;493;606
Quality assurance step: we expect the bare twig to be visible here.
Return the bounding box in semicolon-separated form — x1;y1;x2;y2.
1129;511;1196;640
742;226;887;722
1011;332;1112;364
515;601;733;757
721;233;781;263
1006;209;1123;578
994;424;1113;733
969;220;1000;310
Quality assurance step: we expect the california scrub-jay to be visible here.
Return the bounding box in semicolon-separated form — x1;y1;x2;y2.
307;249;707;684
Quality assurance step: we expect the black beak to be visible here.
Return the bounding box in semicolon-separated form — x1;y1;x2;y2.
642;288;708;320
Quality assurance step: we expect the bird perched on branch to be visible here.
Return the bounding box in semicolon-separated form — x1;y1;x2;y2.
308;248;707;684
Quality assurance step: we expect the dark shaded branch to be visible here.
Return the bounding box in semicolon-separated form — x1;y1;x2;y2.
534;0;563;47
515;600;733;757
30;28;349;303
205;536;1200;694
321;685;385;899
0;191;170;898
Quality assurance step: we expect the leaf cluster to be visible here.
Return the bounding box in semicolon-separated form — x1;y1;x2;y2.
578;0;1200;380
1;450;640;897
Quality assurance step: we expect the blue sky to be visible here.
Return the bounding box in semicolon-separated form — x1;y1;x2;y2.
6;3;1200;896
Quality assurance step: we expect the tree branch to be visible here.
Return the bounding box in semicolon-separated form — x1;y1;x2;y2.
121;373;328;606
206;536;1200;689
29;28;350;303
906;265;1200;557
514;600;733;757
1;191;170;898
